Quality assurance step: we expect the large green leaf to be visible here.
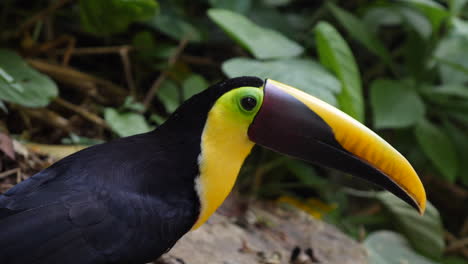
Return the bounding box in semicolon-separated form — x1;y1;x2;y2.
104;108;153;137
365;231;440;264
80;0;159;35
363;6;402;33
443;121;468;187
377;192;444;259
370;79;425;129
315;22;364;122
364;5;432;39
449;0;468;16
148;13;202;42
414;118;458;182
399;0;449;32
399;6;433;38
222;57;340;105
435;19;468;84
452;17;468;35
0;49;58;107
208;9;303;59
327;3;393;66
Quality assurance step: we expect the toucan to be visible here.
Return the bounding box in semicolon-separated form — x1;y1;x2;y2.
0;77;425;264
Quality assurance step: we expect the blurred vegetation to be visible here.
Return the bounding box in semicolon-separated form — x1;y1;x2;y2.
0;0;467;263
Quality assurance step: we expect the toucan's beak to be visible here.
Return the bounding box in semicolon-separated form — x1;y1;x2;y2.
248;79;426;214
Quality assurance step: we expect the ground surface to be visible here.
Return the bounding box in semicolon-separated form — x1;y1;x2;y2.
159;199;367;264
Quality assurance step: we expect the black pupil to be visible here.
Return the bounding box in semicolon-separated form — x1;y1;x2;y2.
241;96;257;111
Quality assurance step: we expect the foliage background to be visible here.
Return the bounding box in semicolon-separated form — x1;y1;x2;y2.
0;0;467;263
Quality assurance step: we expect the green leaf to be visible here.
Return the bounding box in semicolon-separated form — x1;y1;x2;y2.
376;192;444;259
80;0;159;35
0;101;7;113
448;0;468;16
147;13;202;42
158;80;180;113
422;84;468;99
414;118;458;182
399;0;449;32
435;18;468;84
364;6;432;39
0;49;58;107
149;113;166;125
248;7;299;38
122;96;145;112
262;0;291;7
222;57;340;105
209;0;251;14
364;231;440;264
327;3;393;66
399;6;433;38
104;108;152;137
208;9;303;59
370;79;425;129
443;121;468;187
315;21;364;122
182;74;209;100
364;6;403;33
452;17;468;35
133;31;156;52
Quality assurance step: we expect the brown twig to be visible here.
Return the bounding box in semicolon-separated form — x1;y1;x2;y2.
16;169;22;183
143;38;189;110
119;46;136;95
61;37;76;66
445;231;468;257
27;59;128;104
142;71;169;110
461;217;468;237
20;107;72;133
446;237;468;253
54;45;134;56
29;34;75;56
0;168;20;180
53;98;109;129
55;45;136;92
17;0;73;36
180;55;217;66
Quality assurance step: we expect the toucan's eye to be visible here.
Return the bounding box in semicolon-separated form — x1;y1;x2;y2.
240;96;257;111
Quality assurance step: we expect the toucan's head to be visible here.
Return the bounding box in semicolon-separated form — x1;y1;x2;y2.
188;76;426;229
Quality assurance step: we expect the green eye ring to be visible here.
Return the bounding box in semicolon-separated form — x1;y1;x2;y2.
240;96;257;111
227;86;263;117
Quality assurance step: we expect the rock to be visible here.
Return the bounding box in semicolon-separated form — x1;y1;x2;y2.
160;202;368;264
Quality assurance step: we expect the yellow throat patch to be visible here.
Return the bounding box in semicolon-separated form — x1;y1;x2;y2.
191;87;261;230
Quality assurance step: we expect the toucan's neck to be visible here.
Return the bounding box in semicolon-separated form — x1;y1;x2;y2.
155;97;254;230
191;96;255;230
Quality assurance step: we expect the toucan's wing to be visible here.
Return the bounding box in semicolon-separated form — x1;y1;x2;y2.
0;168;195;264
